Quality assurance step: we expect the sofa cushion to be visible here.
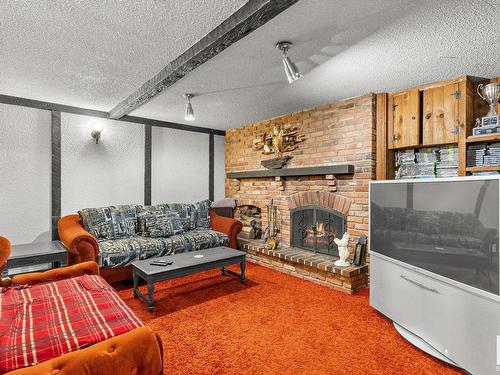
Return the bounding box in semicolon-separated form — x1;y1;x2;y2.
165;203;197;231
79;205;137;240
193;199;212;229
98;236;169;268
161;228;229;255
137;210;184;238
98;230;229;268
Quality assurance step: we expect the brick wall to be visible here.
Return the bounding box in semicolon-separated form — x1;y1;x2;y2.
225;93;376;258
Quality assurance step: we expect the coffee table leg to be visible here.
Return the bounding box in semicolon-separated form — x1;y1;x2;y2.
146;281;155;311
240;258;246;284
133;271;139;298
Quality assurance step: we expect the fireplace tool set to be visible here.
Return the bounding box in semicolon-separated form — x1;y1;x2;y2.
263;199;279;250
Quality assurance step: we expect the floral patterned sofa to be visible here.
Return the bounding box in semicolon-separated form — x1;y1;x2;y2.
58;200;243;282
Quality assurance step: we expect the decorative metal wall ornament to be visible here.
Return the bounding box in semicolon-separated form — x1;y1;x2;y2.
253;124;305;169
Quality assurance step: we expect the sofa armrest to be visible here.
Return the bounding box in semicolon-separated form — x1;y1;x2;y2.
58;214;99;265
11;261;99;285
210;210;243;249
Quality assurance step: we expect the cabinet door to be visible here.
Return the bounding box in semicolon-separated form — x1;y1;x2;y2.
422;83;460;145
388;89;420;149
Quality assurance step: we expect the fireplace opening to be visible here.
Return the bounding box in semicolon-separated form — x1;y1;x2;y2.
291;205;346;256
234;205;262;240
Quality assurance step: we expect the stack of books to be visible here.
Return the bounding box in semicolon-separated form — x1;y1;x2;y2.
436;146;459;178
484;143;500;166
395;150;417;179
467;144;486;167
414;148;438;178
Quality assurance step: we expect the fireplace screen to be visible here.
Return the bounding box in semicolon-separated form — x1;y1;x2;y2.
291;205;346;256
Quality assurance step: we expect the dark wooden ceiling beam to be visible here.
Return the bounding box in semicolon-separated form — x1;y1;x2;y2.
0;94;225;135
108;0;300;119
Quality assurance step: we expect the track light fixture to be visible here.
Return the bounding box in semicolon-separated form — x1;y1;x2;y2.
276;41;302;84
184;93;195;121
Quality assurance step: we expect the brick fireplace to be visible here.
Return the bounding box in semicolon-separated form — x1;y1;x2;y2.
225;93;376;292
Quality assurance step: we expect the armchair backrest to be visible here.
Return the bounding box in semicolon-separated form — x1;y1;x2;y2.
0;236;11;274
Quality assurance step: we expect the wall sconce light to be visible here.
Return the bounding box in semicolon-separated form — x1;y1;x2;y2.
91;122;104;144
184;93;195;121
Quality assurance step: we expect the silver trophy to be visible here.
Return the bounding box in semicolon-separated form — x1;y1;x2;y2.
477;83;500;126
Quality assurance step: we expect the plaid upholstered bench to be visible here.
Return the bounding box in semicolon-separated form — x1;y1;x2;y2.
0;236;163;375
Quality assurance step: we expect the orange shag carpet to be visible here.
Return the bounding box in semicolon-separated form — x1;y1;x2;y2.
116;262;463;375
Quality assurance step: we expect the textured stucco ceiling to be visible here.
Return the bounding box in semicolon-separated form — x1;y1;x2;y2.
0;0;247;109
2;0;500;131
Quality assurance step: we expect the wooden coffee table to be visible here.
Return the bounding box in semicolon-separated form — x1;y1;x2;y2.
132;246;246;311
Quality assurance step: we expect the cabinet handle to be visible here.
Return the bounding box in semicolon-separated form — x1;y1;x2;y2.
400;275;440;294
411;116;416;120
439;113;444;118
425;113;432;120
392;134;400;141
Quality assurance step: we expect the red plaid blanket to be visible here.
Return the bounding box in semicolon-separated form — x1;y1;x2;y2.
0;275;143;373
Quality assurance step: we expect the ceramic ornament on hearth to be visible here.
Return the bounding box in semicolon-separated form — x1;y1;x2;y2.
334;232;351;267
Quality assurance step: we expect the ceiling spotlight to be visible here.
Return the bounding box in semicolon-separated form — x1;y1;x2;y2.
276;41;302;84
184;93;195;121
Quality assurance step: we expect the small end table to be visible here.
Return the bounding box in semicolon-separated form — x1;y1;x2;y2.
4;241;67;276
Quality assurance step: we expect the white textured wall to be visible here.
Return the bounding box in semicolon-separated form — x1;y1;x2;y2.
214;135;225;201
61;113;144;214
152;127;209;203
0;104;51;244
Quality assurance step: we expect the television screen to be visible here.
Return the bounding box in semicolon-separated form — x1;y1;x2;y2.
370;177;499;295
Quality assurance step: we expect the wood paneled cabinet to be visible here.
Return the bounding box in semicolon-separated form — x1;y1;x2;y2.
388;89;420;149
376;75;500;180
422;83;460;145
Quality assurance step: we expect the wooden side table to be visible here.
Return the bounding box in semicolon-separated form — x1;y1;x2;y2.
4;241;67;276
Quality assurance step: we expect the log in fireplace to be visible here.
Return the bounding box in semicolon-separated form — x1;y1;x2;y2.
291;205;346;256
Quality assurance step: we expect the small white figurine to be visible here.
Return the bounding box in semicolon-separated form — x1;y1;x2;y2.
334;232;351;267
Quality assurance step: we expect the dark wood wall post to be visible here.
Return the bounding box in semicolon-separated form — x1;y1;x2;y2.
209;132;215;201
51;111;61;240
144;124;152;206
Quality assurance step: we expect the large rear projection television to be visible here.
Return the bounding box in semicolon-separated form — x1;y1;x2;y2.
369;176;500;374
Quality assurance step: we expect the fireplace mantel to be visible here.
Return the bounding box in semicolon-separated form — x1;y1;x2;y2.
226;164;354;179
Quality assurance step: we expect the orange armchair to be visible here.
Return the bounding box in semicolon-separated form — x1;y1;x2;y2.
6;326;163;375
0;238;163;375
0;236;11;286
11;261;99;285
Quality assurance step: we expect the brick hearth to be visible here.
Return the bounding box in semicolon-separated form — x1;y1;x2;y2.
239;239;369;294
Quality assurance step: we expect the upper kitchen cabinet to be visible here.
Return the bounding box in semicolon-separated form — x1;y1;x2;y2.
388;89;420;149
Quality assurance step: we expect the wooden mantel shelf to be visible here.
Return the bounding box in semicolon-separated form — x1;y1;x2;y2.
226;164;355;179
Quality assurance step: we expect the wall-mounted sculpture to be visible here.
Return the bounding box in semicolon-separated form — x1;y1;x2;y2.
253;124;305;169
